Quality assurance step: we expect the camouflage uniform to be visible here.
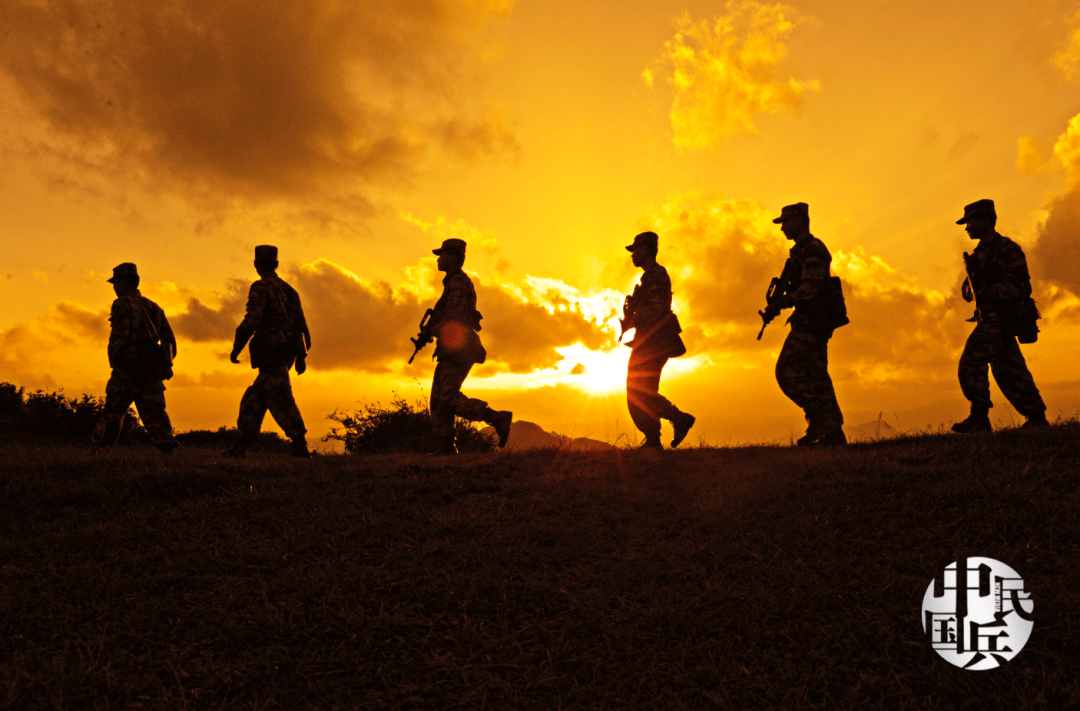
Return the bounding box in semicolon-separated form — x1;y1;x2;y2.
233;274;310;440
774;234;845;433
958;232;1045;417
625;262;688;443
430;267;491;441
94;288;178;450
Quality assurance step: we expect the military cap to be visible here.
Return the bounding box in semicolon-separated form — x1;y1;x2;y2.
772;203;810;224
956;199;996;225
254;245;279;263
432;238;467;256
106;263;138;283
625;231;659;252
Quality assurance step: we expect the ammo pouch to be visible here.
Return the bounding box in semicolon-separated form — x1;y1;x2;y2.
1001;296;1041;344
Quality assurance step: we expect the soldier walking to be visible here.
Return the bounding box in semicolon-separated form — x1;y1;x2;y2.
760;203;847;446
93;263;179;452
226;245;313;458
416;238;511;455
952;199;1048;432
621;231;695;450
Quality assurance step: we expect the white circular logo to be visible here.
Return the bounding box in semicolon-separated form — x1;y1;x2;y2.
921;557;1034;670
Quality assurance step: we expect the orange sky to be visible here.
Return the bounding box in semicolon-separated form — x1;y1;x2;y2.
3;0;1080;449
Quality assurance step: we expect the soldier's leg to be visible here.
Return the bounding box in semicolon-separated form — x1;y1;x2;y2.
261;367;307;440
435;360;513;448
132;379;178;451
237;371;272;436
958;321;997;412
93;372;136;446
626;349;667;443
990;339;1046;418
430;361;457;443
441;362;492;422
778;329;843;443
811;336;844;426
775;329;815;411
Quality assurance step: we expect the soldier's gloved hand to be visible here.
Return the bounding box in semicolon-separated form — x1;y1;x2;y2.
229;348;241;364
295;357;307;375
304;333;312;350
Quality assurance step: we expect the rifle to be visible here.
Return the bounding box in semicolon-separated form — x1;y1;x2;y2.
962;252;980;323
408;308;436;364
757;258;796;340
618;286;641;342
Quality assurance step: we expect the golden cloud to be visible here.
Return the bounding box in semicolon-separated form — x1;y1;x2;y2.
0;0;517;203
1032;112;1080;294
1052;10;1080;80
651;2;819;148
636;193;970;386
0;301;110;389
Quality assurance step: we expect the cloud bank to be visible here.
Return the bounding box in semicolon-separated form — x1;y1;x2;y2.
635;194;968;384
0;0;517;202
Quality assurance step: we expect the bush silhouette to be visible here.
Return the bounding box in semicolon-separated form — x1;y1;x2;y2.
0;382;145;443
325;395;495;454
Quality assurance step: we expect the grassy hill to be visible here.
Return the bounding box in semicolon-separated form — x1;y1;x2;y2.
1;425;1078;709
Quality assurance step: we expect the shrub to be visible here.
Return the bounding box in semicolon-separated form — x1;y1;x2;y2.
324;395;496;454
176;426;289;453
0;381;145;443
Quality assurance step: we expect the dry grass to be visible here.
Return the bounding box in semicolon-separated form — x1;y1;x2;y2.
1;424;1078;709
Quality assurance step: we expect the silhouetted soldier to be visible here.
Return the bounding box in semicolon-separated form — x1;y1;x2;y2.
952;199;1048;432
419;238;512;455
621;231;695;450
226;245;312;458
760;203;847;446
93;263;179;452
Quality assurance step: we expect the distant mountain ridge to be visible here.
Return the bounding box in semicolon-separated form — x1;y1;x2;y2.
479;420;617;451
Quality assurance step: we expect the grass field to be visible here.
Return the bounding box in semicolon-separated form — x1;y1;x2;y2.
2;424;1079;709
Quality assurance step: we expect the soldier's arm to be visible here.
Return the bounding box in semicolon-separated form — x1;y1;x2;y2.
158;307;178;357
984;241;1032;302
786;243;829;306
637;268;672;325
232;282;265;356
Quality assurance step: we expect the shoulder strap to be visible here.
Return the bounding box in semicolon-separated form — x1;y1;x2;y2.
128;295;160;344
266;279;296;330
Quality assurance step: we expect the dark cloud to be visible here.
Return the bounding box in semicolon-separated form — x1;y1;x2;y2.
170;280;249;343
1031;186;1080;294
53;301;110;342
474;281;609;373
0;0;517;201
164;258;608;374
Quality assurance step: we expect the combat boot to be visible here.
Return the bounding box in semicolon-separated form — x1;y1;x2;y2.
156;440;179;455
290;436;311;458
798;411;839;447
669;410;696;448
429;435;458;456
813;427;848;446
484;408;513;448
224;433;254;459
952;406;991;434
636;435;663;451
1021;412;1050;429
